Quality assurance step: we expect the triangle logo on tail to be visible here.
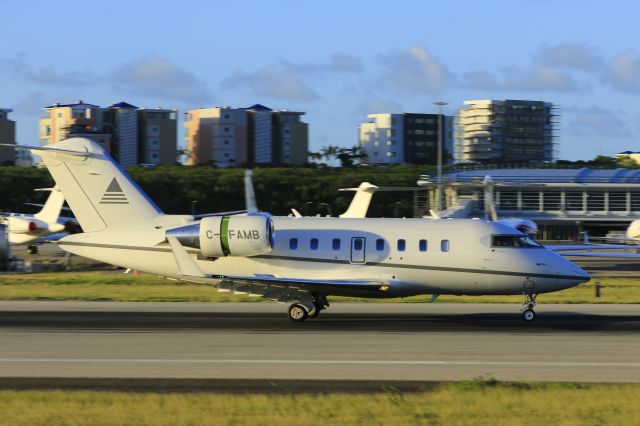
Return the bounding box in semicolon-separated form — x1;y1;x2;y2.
99;178;129;204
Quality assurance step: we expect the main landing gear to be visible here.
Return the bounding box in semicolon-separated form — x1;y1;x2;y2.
287;293;329;322
521;293;537;322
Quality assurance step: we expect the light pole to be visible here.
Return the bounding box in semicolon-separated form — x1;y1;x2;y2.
434;101;448;212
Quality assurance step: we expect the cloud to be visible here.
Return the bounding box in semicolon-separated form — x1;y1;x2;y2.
462;42;594;92
327;53;363;73
567;106;635;138
535;42;604;71
377;46;452;93
603;50;640;92
463;64;585;92
500;64;586;92
0;53;95;86
281;52;363;75
11;91;50;116
111;56;212;104
223;65;317;101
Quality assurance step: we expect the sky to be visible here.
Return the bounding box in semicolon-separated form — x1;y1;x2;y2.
1;0;639;160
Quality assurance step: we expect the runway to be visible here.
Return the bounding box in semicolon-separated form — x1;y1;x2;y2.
1;301;639;386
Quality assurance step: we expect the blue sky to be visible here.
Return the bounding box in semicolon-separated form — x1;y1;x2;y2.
1;0;639;160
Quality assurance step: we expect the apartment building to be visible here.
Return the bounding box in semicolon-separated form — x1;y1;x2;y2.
358;113;453;165
185;104;308;166
0;109;16;164
456;99;556;163
39;101;177;166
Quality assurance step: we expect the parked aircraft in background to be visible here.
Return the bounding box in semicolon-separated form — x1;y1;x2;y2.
8;138;592;323
1;188;79;252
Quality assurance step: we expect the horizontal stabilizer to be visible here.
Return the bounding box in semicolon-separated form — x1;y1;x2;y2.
0;143;91;157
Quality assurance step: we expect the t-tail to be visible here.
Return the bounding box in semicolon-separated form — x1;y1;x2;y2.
27;138;163;232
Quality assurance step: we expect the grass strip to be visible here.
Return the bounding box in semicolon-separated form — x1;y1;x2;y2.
0;381;638;425
0;272;639;303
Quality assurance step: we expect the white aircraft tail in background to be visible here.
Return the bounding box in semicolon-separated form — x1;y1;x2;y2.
1;187;71;246
339;182;379;218
33;187;65;223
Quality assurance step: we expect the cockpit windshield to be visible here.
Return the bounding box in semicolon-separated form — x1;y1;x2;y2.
491;235;543;248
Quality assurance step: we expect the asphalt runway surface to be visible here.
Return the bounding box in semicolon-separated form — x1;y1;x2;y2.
0;302;639;389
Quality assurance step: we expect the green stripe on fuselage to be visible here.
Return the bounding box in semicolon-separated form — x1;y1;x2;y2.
220;216;230;256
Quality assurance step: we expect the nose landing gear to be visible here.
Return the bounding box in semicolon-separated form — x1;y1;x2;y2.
521;293;537;322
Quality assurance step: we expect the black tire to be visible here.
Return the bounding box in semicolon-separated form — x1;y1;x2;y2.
288;304;308;322
522;309;536;322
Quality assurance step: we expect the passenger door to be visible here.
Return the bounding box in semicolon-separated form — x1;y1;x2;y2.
350;237;366;264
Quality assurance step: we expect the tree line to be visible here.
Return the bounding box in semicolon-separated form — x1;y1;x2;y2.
0;165;427;218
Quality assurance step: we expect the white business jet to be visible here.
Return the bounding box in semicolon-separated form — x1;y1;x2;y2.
1;187;75;248
8;138;590;322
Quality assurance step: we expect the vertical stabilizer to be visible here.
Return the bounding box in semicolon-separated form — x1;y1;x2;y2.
339;182;379;218
244;170;258;214
34;138;162;232
33;187;64;223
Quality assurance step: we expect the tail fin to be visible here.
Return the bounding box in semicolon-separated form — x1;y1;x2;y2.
627;220;640;239
244;170;258;214
339;182;379;218
33;138;162;232
33;187;64;223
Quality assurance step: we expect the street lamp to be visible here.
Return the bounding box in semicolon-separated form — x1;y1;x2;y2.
434;101;448;212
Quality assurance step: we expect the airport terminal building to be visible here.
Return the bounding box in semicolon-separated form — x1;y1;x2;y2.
417;168;640;240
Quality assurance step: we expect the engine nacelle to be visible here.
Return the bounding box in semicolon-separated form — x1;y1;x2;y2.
6;216;43;234
497;218;538;235
166;215;273;258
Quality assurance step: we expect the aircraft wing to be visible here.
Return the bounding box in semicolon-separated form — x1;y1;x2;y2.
214;274;389;293
549;244;640;252
166;235;390;299
560;252;640;258
549;243;640;258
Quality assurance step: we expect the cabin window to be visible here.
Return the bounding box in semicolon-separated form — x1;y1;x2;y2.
332;239;341;251
376;239;385;251
441;239;450;252
310;238;319;250
353;239;363;251
289;238;298;250
419;239;427;252
491;235;542;248
397;239;406;252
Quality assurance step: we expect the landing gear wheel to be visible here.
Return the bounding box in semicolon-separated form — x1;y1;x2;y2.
521;293;538;322
523;309;536;322
288;303;308;322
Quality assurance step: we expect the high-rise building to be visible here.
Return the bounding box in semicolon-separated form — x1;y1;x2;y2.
0;109;16;164
358;113;453;164
39;101;177;166
184;107;248;167
456;99;556;163
185;104;308;166
137;108;178;165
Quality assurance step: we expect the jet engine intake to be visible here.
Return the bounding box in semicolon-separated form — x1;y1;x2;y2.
166;215;273;257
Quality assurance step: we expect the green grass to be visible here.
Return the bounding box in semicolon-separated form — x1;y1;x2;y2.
0;382;639;425
0;271;639;303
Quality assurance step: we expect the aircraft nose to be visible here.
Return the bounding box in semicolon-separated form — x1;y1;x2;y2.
563;258;590;283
